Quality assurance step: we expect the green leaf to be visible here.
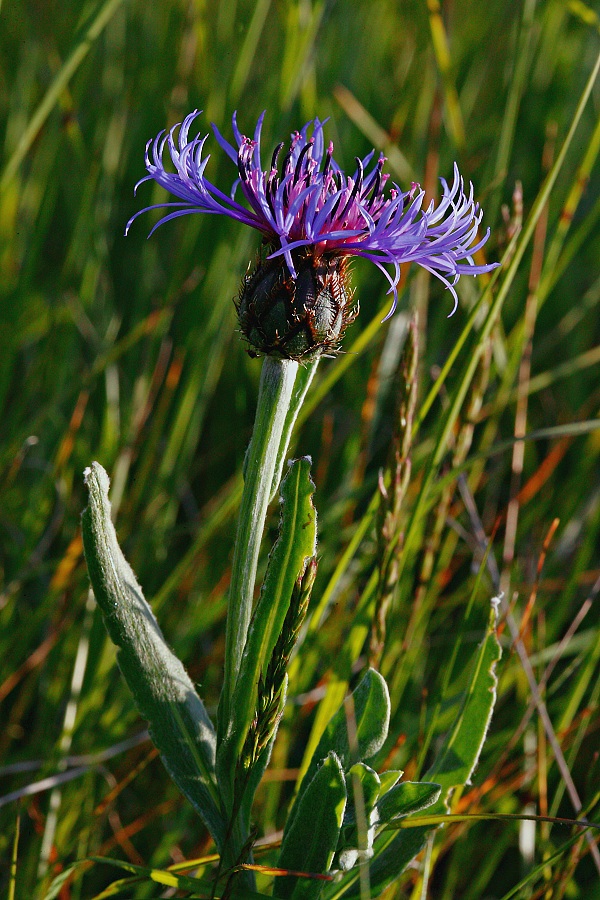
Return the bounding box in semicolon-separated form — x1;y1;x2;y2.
325;603;501;899
324;828;427;900
81;463;225;849
336;763;381;871
290;668;390;837
334;777;440;876
343;763;381;826
218;457;317;804
376;781;441;825
426;603;502;795
378;770;404;795
275;752;347;899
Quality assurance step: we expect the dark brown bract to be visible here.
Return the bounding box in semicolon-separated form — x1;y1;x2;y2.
237;249;357;360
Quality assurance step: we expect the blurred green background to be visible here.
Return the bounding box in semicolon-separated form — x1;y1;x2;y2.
1;0;600;896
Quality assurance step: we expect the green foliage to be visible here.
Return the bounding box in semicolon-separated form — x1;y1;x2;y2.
375;780;442;825
276;670;391;894
273;668;443;895
225;457;316;764
219;456;317;822
426;603;502;799
336;762;381;872
324;604;499;898
274;752;347;899
291;668;390;817
81;462;225;849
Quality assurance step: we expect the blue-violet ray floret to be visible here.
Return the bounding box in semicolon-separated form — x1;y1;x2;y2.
127;110;498;356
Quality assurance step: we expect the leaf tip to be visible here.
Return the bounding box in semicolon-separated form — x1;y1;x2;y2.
83;460;111;498
490;591;503;620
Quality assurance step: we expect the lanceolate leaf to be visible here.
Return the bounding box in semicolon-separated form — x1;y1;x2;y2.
336;763;381;872
344;763;381;828
275;752;347;899
81;463;225;849
378;770;404;794
426;601;502;795
285;668;389;850
325;602;501;899
375;781;441;826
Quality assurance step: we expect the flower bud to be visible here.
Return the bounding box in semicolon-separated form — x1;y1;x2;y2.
237;249;357;360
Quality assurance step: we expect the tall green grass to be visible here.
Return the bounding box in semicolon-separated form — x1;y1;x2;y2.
1;0;599;896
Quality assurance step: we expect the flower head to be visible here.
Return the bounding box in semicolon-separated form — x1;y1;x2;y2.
128;110;498;358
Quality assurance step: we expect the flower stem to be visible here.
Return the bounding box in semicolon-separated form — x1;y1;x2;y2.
218;356;299;741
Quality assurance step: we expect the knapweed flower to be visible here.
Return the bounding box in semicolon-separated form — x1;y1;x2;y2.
128;110;498;359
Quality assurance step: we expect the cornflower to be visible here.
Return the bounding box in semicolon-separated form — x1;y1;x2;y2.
128;110;497;358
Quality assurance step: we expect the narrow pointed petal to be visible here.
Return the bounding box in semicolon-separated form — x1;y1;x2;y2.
128;110;498;320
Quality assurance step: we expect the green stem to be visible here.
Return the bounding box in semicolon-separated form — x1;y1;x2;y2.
218;356;299;741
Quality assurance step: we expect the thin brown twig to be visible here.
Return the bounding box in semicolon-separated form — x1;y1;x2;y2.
517;517;560;644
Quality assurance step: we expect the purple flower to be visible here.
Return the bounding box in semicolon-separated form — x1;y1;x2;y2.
128;109;498;324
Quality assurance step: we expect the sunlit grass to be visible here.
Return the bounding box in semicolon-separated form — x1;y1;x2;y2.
1;0;599;896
